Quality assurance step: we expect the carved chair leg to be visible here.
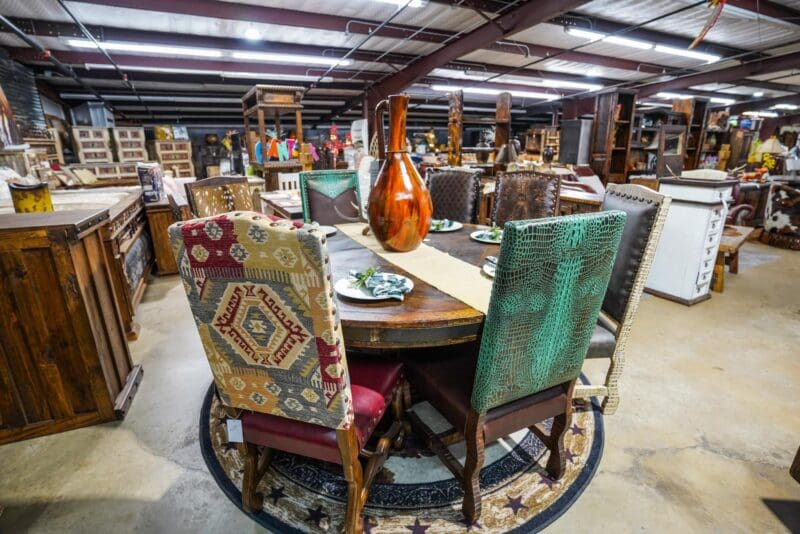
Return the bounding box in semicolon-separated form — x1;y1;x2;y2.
240;442;270;513
462;411;486;524
338;428;365;534
602;351;624;415
531;380;576;481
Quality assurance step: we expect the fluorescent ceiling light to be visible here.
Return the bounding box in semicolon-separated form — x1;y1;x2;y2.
416;104;526;114
244;26;260;41
432;69;601;92
654;44;720;64
83;63;333;82
566;27;651;50
772;103;798;110
743;111;778;118
536;78;603;91
232;51;351;66
431;84;559;101
603;35;652;49
374;0;425;7
656;92;693;99
68;39;222;58
709;97;736;105
566;28;605;41
754;91;764;97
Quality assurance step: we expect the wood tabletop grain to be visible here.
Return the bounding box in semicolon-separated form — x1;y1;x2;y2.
329;224;498;349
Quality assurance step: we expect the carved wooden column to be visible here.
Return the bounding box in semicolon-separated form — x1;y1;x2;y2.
447;90;463;167
495;92;512;172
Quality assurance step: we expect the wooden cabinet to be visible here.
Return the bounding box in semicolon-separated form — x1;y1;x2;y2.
152;140;194;177
672;98;709;170
72;127;113;164
590;89;637;184
145;198;190;275
0;209;142;445
111;127;148;162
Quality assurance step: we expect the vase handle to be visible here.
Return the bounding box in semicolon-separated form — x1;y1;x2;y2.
374;98;388;161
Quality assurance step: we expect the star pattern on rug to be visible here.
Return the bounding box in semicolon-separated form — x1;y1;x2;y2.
504;495;528;515
538;473;557;489
564;449;578;463
223;441;238;452
267;485;287;505
459;517;483;530
306;505;327;527
406;518;430;533
216;416;228;426
570;423;585;436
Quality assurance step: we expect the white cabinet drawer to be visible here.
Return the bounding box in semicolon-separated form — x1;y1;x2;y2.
709;206;724;223
694;281;710;298
706;217;723;235
696;269;713;286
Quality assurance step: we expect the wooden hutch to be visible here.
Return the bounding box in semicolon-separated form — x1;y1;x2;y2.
241;85;311;189
589;89;637;184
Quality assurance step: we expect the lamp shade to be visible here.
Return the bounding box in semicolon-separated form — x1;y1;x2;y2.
757;136;786;155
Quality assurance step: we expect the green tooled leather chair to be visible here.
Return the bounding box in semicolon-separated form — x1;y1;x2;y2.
299;169;362;225
405;210;626;523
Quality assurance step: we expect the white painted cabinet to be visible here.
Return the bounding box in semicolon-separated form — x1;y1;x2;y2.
645;178;736;305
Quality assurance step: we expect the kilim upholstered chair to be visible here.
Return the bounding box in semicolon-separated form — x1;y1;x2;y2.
492;171;561;227
299;169;362;225
184;176;253;218
170;212;404;533
575;183;670;414
405;211;626;523
425;168;482;224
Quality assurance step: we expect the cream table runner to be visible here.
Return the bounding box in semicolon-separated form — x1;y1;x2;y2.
336;223;494;313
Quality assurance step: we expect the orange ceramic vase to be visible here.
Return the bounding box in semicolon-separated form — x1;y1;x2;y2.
368;94;433;252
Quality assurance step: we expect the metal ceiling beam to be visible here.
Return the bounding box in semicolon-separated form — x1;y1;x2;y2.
635;52;800;97
8;48;381;82
726;0;800;24
0;15;668;76
366;0;589;99
727;93;800;115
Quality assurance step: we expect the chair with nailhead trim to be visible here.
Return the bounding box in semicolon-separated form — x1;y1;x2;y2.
169;211;404;533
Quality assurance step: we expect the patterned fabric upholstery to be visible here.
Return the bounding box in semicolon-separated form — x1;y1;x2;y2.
185;177;253;218
492;171;561;227
471;211;626;413
299;170;361;225
169;212;353;430
425;168;482;224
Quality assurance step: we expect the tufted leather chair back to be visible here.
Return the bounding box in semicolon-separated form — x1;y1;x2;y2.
493;171;561;227
425;168;482;224
600;184;670;324
169;213;353;430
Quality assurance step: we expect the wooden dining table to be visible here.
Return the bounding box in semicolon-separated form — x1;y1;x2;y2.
328;224;496;349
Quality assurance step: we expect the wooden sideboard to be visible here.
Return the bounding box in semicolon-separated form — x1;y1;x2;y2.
0;209;142;445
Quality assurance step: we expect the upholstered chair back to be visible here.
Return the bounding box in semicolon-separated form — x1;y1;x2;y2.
425;168;482;224
184;176;253;218
299;170;361;225
493;171;561;227
471;211;626;413
600;184;671;324
169;212;353;430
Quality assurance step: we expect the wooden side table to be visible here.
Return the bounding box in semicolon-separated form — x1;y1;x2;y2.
712;225;755;293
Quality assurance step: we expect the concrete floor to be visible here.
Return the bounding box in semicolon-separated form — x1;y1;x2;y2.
0;241;799;533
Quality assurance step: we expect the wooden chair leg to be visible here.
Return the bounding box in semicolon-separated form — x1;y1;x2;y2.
531;381;575;481
462;411;486;523
338;428;365;534
729;249;740;274
240;442;272;513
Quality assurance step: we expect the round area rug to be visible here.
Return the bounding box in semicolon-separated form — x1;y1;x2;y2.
199;383;603;533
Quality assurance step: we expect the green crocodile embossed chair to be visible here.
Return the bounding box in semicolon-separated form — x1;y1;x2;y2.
405;210;626;523
299;169;362;225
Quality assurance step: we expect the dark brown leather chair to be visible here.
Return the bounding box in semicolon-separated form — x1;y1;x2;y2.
575;184;671;413
425;168;482;224
492;171;561;227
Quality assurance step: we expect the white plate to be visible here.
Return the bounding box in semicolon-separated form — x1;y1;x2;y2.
470;230;502;244
334;276;414;302
429;220;463;233
482;263;496;278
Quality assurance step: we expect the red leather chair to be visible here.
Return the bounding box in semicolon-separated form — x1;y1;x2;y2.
170;212;403;533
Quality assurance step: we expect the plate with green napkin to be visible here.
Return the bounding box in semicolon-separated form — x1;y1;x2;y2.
334;267;414;301
429;219;463;233
470;226;503;244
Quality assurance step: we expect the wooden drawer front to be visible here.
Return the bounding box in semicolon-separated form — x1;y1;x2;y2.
76;128;108;140
160;152;190;162
120;149;148;161
78;150;113;163
79;140;107;150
